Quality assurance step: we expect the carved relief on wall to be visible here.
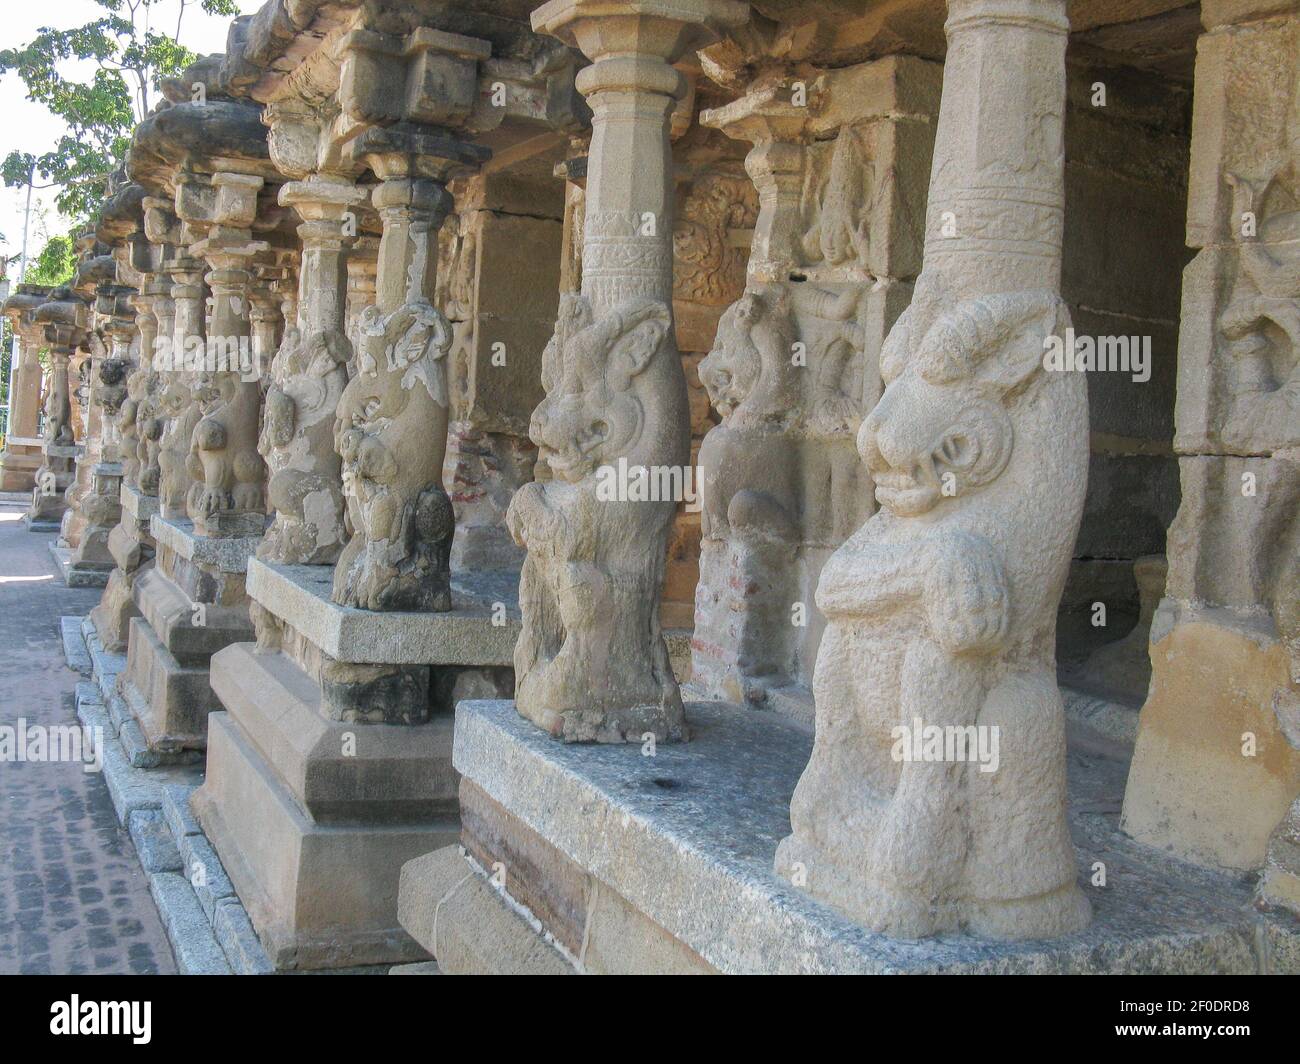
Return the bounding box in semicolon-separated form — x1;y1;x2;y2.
1219;163;1300;454
673;171;758;306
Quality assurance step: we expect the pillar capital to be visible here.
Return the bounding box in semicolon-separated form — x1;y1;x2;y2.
531;0;749;67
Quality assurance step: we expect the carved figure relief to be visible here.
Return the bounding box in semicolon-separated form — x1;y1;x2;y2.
673;172;758;306
1220;163;1300;452
186;371;267;530
258;325;351;564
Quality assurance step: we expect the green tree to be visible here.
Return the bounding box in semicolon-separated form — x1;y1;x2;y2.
25;233;78;288
0;0;240;219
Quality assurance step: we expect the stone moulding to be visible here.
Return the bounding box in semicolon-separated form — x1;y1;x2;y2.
246;557;520;666
149;515;266;574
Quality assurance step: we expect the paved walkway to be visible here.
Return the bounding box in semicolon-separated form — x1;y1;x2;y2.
0;493;175;974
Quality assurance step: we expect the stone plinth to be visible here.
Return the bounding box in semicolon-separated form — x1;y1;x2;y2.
89;484;161;653
114;516;260;762
397;699;1300;974
62;461;125;586
194;561;520;970
0;435;42;493
246;559;520;665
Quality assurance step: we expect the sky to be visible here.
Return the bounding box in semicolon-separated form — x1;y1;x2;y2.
0;0;266;282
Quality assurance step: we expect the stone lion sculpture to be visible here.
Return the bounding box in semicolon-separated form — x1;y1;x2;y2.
776;288;1092;941
508;292;688;743
331;299;454;612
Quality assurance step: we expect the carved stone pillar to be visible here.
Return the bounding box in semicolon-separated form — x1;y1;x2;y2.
331;128;486;611
776;0;1090;941
28;298;83;529
64;288;133;583
158;252;207;520
259;174;364;564
182;172;269;538
1122;0;1300;908
92;270;165;652
513;0;746;742
0;289;49;492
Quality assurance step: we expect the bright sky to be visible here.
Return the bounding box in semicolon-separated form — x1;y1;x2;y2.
0;0;266;280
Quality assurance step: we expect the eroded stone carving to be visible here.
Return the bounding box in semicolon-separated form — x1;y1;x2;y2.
332;298;455;611
260;326;351;563
509;292;686;741
776;0;1089;941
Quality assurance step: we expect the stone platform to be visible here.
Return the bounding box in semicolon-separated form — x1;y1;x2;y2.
193;561;522;970
399;699;1300;974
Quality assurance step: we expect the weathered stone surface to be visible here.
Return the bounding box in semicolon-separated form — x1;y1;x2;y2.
1123;605;1300;871
441;698;1298;973
398;847;574;976
247;558;519;665
775;0;1088;941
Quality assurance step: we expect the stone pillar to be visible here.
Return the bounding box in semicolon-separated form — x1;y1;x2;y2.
28;297;83;529
64;288;134;584
258;174;364;564
0;289;49;492
1122;0;1300;900
512;0;747;742
93;271;165;652
689;57;938;715
331;129;485;611
158;254;207;520
182;172;269;538
776;0;1090;941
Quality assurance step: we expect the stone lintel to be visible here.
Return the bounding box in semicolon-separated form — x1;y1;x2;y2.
149;515;264;574
246;558;520;666
450;699;1299;974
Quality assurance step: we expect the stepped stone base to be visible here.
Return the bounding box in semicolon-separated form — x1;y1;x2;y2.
194;561;525;970
0;442;41;492
194;644;459;970
399;699;1300;974
115;517;259;760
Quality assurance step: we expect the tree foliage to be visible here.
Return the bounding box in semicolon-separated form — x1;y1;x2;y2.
25;233;79;288
0;0;241;219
